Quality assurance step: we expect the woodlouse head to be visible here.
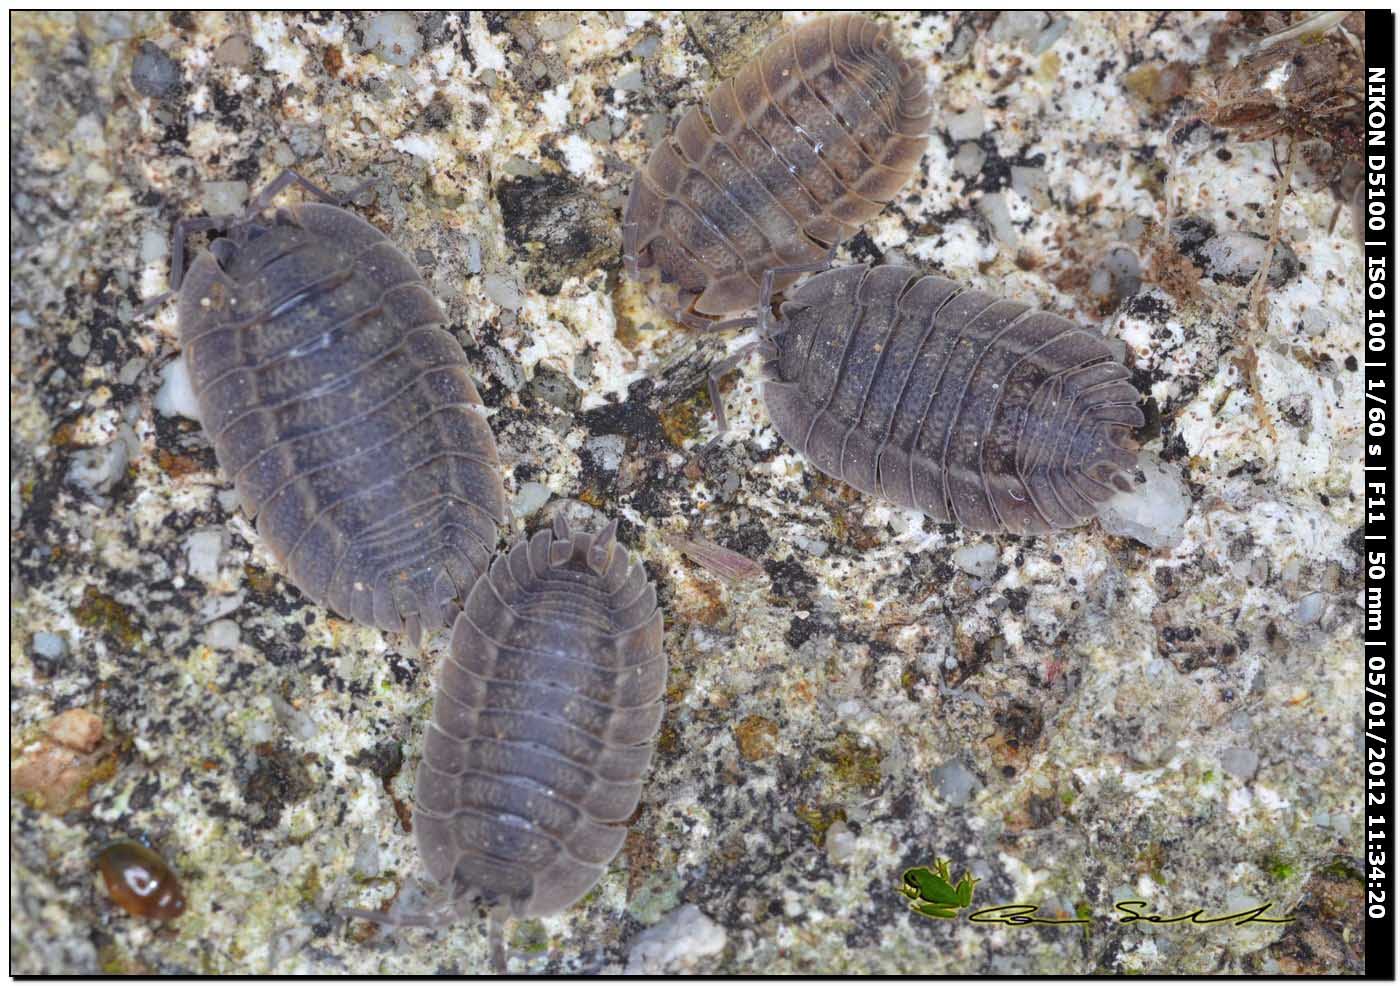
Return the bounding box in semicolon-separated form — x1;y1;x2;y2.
150;169;357;308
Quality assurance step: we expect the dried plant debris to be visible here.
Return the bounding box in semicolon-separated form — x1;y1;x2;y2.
1199;11;1363;182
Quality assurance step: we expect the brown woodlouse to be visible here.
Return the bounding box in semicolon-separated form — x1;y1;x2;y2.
708;263;1144;534
97;840;186;921
163;170;507;643
344;516;664;965
623;13;931;327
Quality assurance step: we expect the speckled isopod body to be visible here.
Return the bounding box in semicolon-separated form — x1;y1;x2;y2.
413;515;665;921
746;264;1144;534
623;13;931;326
171;171;507;642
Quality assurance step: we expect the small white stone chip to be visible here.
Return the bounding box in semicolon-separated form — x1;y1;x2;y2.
951;542;999;579
625;904;727;975
1098;458;1190;549
155;356;201;421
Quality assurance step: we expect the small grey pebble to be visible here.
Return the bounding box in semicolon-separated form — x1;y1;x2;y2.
204;619;241;650
30;632;69;675
614;68;646;92
951;542;998;579
203;180;250;216
364;12;422;66
1220;746;1260;781
131;41;181;99
933;759;980;806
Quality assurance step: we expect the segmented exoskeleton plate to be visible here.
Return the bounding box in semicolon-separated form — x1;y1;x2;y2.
414;516;665;920
623;13;931;327
754;264;1144;534
172;170;507;642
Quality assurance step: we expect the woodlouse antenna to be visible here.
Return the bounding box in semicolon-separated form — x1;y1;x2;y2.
701;242;841;441
147;169;358;312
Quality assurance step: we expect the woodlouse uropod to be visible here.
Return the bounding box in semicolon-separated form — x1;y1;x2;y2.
707;263;1145;534
344;516;664;965
622;13;931;327
161;170;507;643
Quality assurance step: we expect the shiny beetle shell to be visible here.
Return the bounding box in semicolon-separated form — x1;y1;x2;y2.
413;516;665;919
97;841;186;921
174;171;507;642
760;265;1144;534
623;13;931;326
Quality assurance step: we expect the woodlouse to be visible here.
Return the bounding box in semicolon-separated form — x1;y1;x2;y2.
96;840;186;921
165;170;507;642
345;516;664;959
709;264;1145;534
623;13;931;327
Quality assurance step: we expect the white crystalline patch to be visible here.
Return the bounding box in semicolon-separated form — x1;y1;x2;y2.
391;133;442;164
1227;786;1252;816
1255;348;1335;486
155;356;201;421
187;120;238;164
1099;458;1191;549
907;219;994;270
467;13;507;72
250;15;306;86
1254;785;1289;813
558;133;596;178
539;81;573;129
300;19;345;46
1262;60;1292;98
428;42;457;79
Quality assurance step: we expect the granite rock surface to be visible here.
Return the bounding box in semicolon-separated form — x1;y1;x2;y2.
10;11;1364;974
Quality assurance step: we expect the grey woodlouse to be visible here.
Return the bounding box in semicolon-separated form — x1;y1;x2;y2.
166;170;507;642
709;263;1145;534
622;13;931;327
344;516;664;959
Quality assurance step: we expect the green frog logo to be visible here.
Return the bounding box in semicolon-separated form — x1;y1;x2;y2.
899;859;980;920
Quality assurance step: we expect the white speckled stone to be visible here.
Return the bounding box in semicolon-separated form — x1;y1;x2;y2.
1098;458;1191;549
625;904;727;975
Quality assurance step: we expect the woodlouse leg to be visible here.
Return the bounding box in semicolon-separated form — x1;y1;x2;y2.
704;339;771;440
140;215;235;313
488;911;507;975
755;240;841;337
248;168;343;214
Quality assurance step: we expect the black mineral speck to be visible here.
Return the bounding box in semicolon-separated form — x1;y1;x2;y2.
496;174;620;295
244;744;314;830
348;738;405;784
764;556;817;603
